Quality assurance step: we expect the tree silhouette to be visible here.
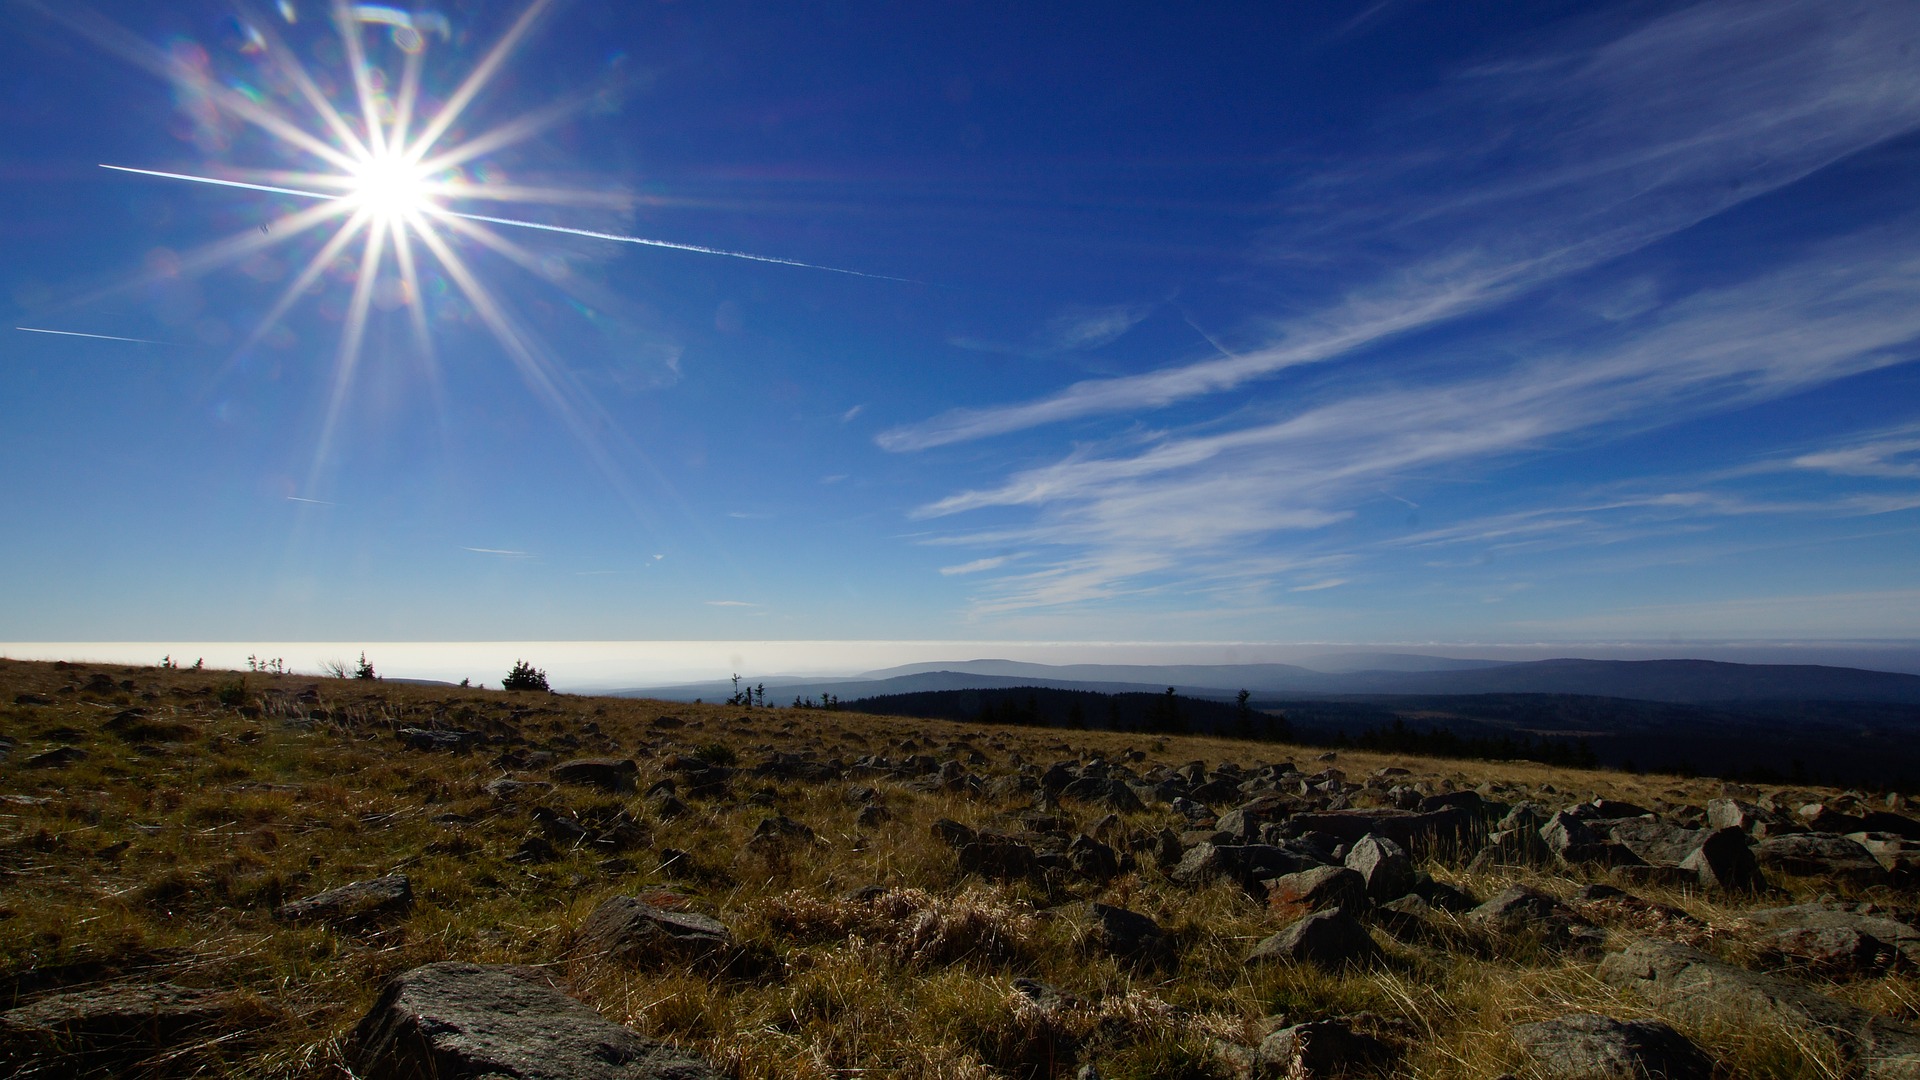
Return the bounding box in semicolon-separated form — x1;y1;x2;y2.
502;660;550;692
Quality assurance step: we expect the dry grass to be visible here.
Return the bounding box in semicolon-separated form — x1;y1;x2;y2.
0;656;1913;1078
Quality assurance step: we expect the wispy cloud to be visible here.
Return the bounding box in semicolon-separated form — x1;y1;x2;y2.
1788;427;1920;479
879;0;1920;453
462;546;533;558
1291;579;1349;592
285;495;334;506
946;302;1154;360
914;218;1920;614
939;555;1014;576
704;599;757;607
840;404;866;423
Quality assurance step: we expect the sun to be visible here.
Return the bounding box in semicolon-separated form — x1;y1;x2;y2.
346;150;432;222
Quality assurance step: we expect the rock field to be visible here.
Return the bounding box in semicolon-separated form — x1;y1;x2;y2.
1;658;1917;1078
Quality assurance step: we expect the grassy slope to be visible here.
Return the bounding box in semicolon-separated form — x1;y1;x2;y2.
0;657;1913;1079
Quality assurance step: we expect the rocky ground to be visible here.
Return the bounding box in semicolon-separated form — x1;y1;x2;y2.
1;657;1917;1078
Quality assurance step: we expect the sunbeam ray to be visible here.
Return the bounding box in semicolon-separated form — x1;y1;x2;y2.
333;0;390;158
306;214;389;492
232;211;370;363
405;0;557;164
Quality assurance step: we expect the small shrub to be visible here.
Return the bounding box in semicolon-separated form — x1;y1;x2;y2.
216;679;249;707
688;742;737;767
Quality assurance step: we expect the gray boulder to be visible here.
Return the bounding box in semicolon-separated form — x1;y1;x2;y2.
1246;909;1381;969
1752;834;1888;886
574;897;732;965
1059;776;1145;813
1678;826;1761;892
1511;1012;1712;1080
1345;834;1416;902
1600;939;1920;1078
275;874;413;928
1608;820;1707;868
1265;865;1368;913
1744;904;1920;970
350;962;718;1079
0;983;243;1075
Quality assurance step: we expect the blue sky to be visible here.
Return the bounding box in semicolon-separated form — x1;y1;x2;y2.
2;0;1918;651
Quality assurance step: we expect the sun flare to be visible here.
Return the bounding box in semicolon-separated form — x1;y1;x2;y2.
346;151;432;221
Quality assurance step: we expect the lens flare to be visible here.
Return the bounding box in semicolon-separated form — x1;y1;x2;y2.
42;0;897;507
345;149;429;220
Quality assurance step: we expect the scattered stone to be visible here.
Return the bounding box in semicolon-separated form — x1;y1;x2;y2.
931;818;978;849
1608;820;1707;868
275;874;413;928
550;758;639;793
1087;902;1174;969
1267;865;1368;913
1247;909;1381;969
350;962;719;1079
1068;834;1120;881
1254;1018;1392;1078
1601;939;1920;1078
1345;834;1416;902
1744;904;1920;970
748;815;817;849
1752;834;1887;886
23;746;87;768
574;897;732;965
0;982;245;1075
399;727;479;752
484;777;553;801
1510;1012;1712;1080
1059;776;1145;813
1678;827;1762;892
959;839;1038;880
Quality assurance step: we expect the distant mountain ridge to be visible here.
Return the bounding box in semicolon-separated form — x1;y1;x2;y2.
609;655;1920;706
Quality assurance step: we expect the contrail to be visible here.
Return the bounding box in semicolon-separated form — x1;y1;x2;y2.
439;209;919;282
16;326;166;344
100;163;913;281
100;163;338;201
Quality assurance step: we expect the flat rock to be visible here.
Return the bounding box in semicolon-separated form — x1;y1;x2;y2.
1058;776;1146;813
575;897;732;965
1608;820;1707;868
275;874;413;928
0;982;241;1074
1511;1012;1712;1080
1266;865;1368;913
350;962;719;1079
1744;904;1920;969
1752;834;1887;886
1600;938;1920;1079
550;758;640;792
1247;909;1381;969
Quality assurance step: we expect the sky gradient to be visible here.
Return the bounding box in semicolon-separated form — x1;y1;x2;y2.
3;0;1917;654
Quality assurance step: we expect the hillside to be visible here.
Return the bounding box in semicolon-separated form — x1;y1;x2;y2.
612;656;1920;707
3;657;1918;1079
